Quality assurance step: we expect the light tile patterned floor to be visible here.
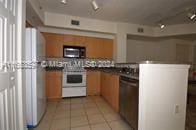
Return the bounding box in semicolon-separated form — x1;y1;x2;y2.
34;96;132;130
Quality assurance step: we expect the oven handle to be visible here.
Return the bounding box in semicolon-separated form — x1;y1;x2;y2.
120;80;138;87
63;72;86;75
62;86;86;88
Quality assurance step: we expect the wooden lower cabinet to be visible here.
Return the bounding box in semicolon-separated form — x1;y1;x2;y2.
101;72;120;112
87;71;101;96
45;71;62;100
101;72;111;101
110;74;120;112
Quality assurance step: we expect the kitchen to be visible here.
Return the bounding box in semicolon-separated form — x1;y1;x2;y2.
0;0;196;130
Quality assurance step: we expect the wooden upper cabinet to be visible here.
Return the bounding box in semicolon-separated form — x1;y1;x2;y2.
102;39;113;59
75;35;86;46
86;37;113;59
86;37;103;58
43;33;63;58
43;33;113;59
63;34;75;46
63;35;86;47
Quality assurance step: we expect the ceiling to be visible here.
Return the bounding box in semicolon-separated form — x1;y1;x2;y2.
38;0;196;26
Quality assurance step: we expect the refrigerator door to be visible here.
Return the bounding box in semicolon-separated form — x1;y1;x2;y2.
26;28;46;128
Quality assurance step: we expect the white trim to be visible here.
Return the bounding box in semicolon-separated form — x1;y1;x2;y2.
16;0;26;129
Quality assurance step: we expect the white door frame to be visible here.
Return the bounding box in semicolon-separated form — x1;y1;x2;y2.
16;0;26;130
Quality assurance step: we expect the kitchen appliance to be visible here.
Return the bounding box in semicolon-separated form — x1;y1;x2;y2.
62;67;86;97
119;64;139;130
119;76;139;130
25;28;46;128
63;46;85;58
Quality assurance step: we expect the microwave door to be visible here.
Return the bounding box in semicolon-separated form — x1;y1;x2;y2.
64;48;80;58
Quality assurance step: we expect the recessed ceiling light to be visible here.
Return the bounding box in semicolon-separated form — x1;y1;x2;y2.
91;0;99;11
61;0;67;4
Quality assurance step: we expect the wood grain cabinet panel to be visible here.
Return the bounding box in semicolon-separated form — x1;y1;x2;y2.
110;74;120;112
102;39;113;59
43;33;113;59
74;35;86;46
101;72;111;102
43;33;63;58
86;37;113;59
101;72;119;112
45;71;62;100
63;35;86;47
86;37;103;58
86;71;101;96
62;34;75;46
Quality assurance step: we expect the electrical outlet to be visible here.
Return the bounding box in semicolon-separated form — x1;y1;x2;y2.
175;104;180;114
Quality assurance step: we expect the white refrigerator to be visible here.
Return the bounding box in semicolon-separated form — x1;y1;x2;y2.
25;28;46;128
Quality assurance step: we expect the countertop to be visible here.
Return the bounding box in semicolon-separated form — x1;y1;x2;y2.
86;67;139;80
45;67;64;71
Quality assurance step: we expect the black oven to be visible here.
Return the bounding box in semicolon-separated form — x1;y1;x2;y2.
63;46;85;58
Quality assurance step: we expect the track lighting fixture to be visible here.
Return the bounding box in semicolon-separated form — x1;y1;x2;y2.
158;23;165;29
91;0;99;11
188;13;196;20
61;0;67;5
60;0;99;11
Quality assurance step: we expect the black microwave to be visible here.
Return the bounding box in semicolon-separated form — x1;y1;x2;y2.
63;46;86;58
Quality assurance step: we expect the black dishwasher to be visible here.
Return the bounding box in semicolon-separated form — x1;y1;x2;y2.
119;76;139;130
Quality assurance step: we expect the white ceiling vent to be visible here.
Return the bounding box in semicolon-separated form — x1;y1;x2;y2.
137;27;144;33
71;20;80;26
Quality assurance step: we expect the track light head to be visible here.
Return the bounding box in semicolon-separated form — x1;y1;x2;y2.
188;13;196;20
92;0;99;11
158;23;165;29
61;0;67;4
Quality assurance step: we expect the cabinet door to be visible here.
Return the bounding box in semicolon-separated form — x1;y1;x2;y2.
43;33;63;58
63;34;75;46
101;72;107;99
102;39;113;59
75;35;86;46
45;71;62;99
87;71;101;95
110;74;120;112
101;72;111;102
86;37;103;58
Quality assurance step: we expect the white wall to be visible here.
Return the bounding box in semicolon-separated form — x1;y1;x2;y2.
114;23;156;63
154;23;196;37
126;36;195;63
44;12;117;34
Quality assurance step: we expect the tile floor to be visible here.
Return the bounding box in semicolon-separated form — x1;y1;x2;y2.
33;96;132;130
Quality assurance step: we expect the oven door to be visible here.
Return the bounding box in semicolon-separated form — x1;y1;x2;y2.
62;72;86;87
